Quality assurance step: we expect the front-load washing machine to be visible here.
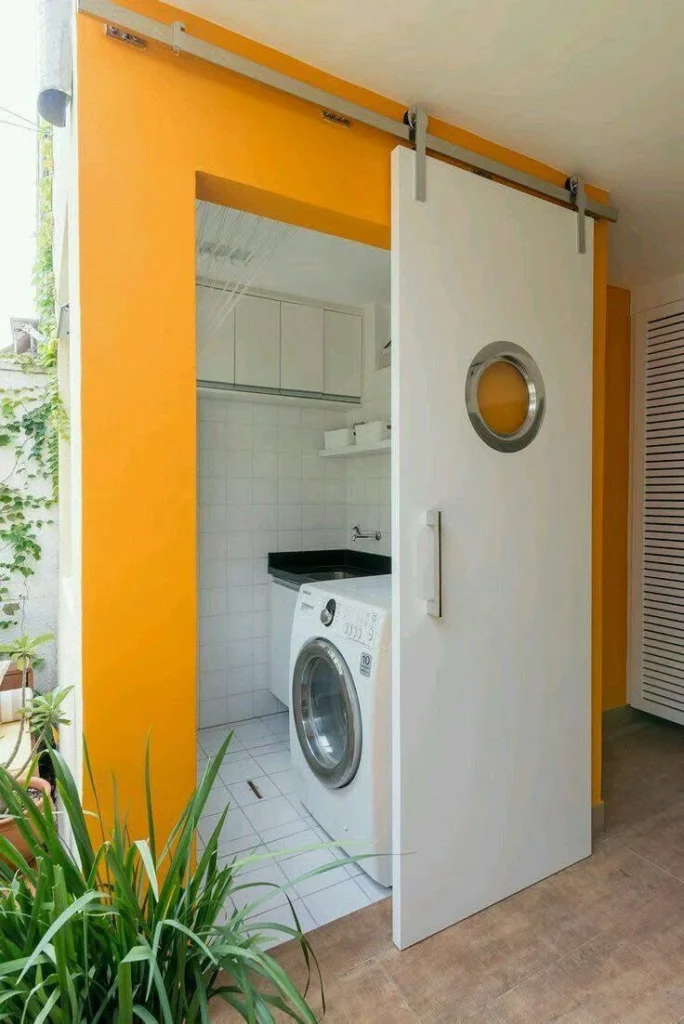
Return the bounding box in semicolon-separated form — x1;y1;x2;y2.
289;575;392;886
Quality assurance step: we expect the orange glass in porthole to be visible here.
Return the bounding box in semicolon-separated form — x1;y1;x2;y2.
476;360;529;436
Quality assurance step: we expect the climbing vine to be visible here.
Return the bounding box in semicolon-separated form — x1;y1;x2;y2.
0;124;67;631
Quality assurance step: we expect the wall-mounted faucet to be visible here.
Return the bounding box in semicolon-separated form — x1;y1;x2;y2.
351;524;382;543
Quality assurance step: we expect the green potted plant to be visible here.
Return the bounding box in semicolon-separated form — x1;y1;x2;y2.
0;633;70;862
0;736;337;1022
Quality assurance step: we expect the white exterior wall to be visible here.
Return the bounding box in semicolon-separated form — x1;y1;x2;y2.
0;362;59;690
632;272;684;314
51;65;83;793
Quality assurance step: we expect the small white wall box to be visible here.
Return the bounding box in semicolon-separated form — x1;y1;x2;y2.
355;421;390;445
324;428;354;450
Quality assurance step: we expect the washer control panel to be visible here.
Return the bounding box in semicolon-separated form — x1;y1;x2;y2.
338;603;379;647
298;586;390;655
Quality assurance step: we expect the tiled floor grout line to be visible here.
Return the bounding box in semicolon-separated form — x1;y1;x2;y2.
608;834;684;886
472;921;616;1018
373;963;422;1020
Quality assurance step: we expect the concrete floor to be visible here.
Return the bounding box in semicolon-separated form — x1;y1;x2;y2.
215;711;684;1022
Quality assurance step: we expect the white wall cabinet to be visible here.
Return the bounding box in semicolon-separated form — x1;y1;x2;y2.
196;285;235;383
235;294;281;389
280;302;324;393
197;287;363;401
269;580;299;707
324;310;363;398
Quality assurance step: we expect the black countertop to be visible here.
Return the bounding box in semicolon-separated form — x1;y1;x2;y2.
268;549;391;589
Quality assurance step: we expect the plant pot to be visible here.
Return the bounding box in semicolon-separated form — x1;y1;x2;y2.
0;776;51;865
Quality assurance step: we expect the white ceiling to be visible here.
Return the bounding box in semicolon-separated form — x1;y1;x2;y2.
179;0;684;289
197;203;390;305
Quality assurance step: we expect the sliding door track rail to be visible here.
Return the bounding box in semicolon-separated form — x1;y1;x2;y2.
78;0;617;225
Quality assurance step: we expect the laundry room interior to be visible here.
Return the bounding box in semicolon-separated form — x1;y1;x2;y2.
196;199;394;933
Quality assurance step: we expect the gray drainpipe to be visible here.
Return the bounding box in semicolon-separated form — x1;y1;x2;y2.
37;0;73;127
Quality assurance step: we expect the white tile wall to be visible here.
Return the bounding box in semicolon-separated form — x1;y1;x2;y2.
345;454;391;557
198;396;349;727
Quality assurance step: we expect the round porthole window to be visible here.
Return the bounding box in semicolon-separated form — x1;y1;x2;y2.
465;342;545;453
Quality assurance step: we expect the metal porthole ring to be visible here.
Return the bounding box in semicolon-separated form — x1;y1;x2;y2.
292;637;363;789
464;341;546;453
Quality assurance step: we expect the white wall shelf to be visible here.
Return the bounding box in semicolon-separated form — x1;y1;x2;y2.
318;440;391;458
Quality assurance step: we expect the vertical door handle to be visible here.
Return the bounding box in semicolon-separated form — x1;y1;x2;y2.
425;509;442;618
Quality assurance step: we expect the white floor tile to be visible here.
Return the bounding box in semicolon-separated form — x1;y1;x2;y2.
276;836;349;898
218;755;264;786
355;872;392;904
199;726;244;755
239;734;287;753
228;776;281;807
244;898;316;949
242;741;288;757
243;795;301;833
256;818;310;845
198;806;253;847
231;844;271;874
266;826;322;861
262;714;289;738
269;768;296;795
201;780;233;818
303;878;371;927
214;833;262;863
252;750;291;774
198;750;252;783
229;720;273;745
231;860;291;914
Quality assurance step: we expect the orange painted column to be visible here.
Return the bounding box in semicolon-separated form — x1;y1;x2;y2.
75;0;612;837
603;286;632;712
591;222;608;807
75;4;396;841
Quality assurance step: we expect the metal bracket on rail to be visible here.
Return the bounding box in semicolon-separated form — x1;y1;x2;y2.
407;106;428;202
104;24;146;47
171;20;186;55
567;176;587;254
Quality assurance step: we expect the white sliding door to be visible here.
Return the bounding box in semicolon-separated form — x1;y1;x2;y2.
630;300;684;723
391;147;593;949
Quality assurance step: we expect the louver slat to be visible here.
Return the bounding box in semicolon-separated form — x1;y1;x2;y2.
638;309;684;718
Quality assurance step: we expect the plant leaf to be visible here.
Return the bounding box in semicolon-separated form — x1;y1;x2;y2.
133;840;159;901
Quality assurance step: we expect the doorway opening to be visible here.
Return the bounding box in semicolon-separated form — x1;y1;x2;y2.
195;199;392;940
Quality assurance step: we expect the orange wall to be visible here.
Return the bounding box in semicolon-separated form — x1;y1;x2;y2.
602;286;632;711
592;221;608;805
76;0;612;837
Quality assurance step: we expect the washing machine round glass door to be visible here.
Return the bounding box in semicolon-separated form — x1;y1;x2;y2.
292;637;362;789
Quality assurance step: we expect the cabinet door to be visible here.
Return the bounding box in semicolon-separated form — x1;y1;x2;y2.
323;310;363;398
280;302;324;393
196;284;235;383
235;294;281;389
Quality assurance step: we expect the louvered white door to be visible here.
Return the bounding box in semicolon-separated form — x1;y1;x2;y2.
631;300;684;722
